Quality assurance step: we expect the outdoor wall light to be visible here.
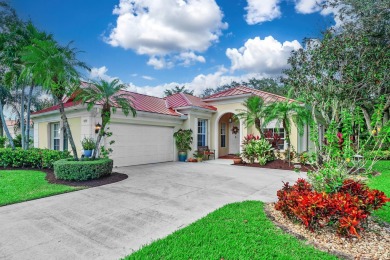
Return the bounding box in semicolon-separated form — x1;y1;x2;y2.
228;117;233;123
95;123;102;134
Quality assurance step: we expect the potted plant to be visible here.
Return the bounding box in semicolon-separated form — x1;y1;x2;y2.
81;137;96;157
173;129;193;162
233;153;242;164
193;150;203;162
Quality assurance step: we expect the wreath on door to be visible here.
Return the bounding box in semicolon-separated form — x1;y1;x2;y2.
232;126;239;135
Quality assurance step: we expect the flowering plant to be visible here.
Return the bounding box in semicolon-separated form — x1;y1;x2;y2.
275;179;389;238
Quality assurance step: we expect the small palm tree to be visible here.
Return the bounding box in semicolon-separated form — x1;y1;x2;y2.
21;38;89;159
236;96;266;137
263;100;311;163
77;79;137;159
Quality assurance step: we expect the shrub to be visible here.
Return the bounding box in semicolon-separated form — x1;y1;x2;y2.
0;148;70;169
53;158;113;181
363;150;390;160
0;136;6;148
258;157;267;166
275;179;389;238
242;137;273;164
307;162;348;194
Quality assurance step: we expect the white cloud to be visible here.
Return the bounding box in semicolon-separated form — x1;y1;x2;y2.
89;66;119;82
294;0;323;14
142;75;154;80
176;52;206;67
226;36;301;74
245;0;281;25
294;1;347;28
91;66;270;98
147;56;174;70
125;66;270;97
106;0;227;68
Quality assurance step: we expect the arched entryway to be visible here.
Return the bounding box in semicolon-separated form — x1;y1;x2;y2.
217;112;241;157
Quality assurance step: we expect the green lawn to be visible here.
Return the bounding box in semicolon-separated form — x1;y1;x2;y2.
125;201;337;260
368;160;390;223
0;170;80;206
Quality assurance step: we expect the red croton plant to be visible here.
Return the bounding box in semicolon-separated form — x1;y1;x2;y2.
275;179;389;238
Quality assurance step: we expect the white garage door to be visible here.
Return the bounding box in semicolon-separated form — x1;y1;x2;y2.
109;123;174;167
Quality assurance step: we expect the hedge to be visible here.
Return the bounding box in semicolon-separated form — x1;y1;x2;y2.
0;148;70;169
53;158;113;181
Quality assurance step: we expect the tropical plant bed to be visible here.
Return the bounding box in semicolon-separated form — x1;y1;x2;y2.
265;203;390;260
235;159;315;172
2;167;128;188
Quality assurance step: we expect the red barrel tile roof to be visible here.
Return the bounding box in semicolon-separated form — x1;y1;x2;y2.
203;86;294;103
165;93;217;111
119;90;181;116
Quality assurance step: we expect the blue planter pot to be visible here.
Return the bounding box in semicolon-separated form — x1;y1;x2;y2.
84;150;93;157
178;152;187;162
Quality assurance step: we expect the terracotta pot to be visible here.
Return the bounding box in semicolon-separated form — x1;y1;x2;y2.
233;158;242;164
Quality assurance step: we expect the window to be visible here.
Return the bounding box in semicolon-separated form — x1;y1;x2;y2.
51;123;60;150
264;128;285;150
197;119;208;147
220;123;226;148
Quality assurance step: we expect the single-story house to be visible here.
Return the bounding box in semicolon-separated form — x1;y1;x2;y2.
31;85;321;167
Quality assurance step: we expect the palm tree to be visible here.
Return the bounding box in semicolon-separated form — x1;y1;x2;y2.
236;96;266;137
0;85;15;148
263;100;311;163
76;79;136;159
164;85;194;97
21;38;89;160
20;22;53;149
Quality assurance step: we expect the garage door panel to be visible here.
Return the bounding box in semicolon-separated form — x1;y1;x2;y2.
109;124;174;167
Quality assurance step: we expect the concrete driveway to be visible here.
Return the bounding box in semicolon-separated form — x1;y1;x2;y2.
0;162;305;260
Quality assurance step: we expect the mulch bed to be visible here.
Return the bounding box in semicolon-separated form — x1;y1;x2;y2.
219;155;242;159
235;159;315;172
2;167;128;187
265;203;390;260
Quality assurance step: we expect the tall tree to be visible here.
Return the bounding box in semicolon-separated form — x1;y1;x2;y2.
164;85;194;97
245;78;289;97
0;1;20;148
284;0;389;130
0;85;15;148
263;101;311;163
21;38;89;159
236;96;266;137
76;79;136;159
19;22;53;149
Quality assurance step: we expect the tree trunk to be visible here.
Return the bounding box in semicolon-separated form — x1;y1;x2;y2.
58;101;78;160
255;118;263;137
25;85;34;149
384;109;389;126
20;86;25;149
283;119;291;165
92;130;103;159
361;106;372;133
0;100;15;149
311;106;322;165
383;98;390;126
92;109;110;159
0;115;3;137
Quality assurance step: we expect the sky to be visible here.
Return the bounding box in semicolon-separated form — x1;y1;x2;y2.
11;0;336;97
